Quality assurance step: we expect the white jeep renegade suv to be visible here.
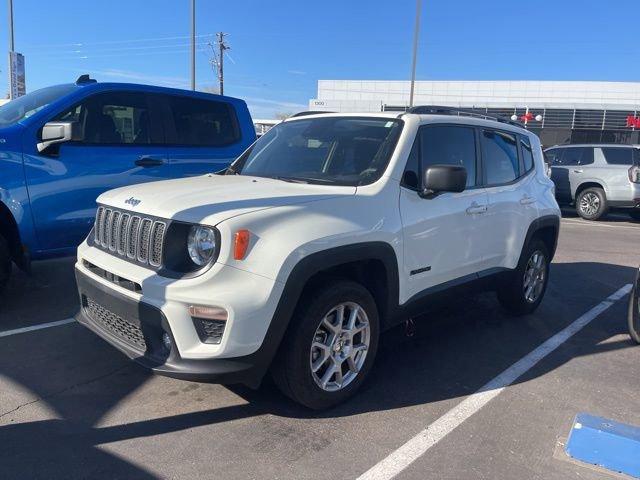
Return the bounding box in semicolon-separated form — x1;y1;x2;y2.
75;108;560;409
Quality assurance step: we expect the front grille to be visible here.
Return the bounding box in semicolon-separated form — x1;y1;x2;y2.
94;206;166;268
84;297;146;350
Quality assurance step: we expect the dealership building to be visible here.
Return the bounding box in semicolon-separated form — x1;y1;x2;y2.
308;80;640;146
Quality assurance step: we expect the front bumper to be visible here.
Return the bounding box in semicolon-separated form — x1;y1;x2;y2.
75;268;265;386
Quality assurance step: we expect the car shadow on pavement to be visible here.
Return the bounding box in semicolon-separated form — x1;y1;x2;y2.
0;261;637;479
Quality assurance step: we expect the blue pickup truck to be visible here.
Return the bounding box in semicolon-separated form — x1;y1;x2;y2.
0;75;255;291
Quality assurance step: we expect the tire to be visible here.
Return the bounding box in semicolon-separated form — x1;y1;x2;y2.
629;210;640;221
497;239;550;316
575;187;608;220
628;278;640;345
271;280;380;410
0;234;12;293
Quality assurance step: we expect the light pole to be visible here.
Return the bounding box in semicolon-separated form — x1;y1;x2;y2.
408;0;422;108
190;0;195;90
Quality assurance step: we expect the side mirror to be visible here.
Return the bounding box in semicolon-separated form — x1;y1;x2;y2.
37;121;80;153
421;165;467;198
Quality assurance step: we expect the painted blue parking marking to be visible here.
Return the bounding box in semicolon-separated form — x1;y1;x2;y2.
566;413;640;478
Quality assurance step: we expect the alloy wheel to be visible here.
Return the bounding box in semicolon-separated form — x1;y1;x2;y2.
523;250;546;303
309;302;370;392
579;192;600;217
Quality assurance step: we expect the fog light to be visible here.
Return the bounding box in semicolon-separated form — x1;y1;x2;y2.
189;305;228;344
162;332;172;351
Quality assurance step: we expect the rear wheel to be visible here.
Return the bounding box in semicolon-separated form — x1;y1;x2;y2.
576;187;608;220
497;239;550;316
272;280;379;410
0;234;12;293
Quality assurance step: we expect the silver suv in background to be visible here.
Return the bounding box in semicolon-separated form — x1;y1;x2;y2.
545;144;640;220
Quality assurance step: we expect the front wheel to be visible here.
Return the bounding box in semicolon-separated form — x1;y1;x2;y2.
576;187;608;220
628;276;640;344
497;239;550;316
272;280;379;410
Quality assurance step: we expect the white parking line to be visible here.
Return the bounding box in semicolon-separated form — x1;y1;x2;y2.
561;218;640;230
357;284;632;480
0;318;75;338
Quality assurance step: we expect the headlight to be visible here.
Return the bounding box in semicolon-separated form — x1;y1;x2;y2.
187;226;217;266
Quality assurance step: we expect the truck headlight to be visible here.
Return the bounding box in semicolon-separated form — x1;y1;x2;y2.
187;226;217;266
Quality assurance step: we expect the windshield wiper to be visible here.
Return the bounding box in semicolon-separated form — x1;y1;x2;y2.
273;176;310;184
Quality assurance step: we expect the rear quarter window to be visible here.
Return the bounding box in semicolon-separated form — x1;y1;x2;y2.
601;147;634;165
168;95;240;146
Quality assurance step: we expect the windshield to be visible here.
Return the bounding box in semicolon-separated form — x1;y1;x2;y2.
230;116;403;186
0;84;78;127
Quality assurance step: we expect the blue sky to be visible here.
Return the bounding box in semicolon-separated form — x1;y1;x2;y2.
1;0;639;118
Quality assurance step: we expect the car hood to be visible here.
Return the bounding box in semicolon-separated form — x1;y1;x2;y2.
97;174;357;225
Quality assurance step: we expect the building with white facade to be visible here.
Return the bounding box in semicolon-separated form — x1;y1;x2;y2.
309;80;640;146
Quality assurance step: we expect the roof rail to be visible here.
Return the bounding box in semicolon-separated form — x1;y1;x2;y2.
75;74;97;85
403;105;522;128
290;110;335;118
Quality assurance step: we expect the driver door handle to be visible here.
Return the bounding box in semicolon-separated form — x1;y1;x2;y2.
135;157;165;167
466;202;487;215
573;169;583;173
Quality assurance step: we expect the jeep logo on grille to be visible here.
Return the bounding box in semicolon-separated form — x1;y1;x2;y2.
124;197;141;207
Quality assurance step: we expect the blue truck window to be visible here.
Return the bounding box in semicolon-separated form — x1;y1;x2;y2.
168;95;240;146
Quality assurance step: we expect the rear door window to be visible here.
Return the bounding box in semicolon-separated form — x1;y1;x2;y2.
560;147;594;166
167;96;240;146
545;148;563;165
481;129;519;185
602;147;634;165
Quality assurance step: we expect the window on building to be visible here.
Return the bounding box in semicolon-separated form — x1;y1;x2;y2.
481;129;519;185
419;125;477;187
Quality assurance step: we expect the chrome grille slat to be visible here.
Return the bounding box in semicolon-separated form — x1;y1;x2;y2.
93;207;167;267
127;216;141;259
137;219;153;263
109;211;120;251
149;222;166;267
117;213;130;255
102;209;112;247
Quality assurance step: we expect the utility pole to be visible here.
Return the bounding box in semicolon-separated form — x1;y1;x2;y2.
408;0;422;107
216;32;229;95
190;0;195;90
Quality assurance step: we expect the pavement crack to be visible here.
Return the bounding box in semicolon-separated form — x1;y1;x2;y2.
0;364;130;421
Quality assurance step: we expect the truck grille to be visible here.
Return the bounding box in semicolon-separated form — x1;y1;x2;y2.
94;206;166;267
84;297;147;350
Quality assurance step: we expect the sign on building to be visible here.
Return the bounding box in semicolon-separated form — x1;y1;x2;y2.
9;52;26;99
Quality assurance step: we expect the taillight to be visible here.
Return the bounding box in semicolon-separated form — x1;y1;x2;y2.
629;166;640;183
545;162;552;178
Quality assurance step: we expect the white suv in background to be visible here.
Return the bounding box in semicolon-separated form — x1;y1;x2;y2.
74;108;560;409
545;144;640;220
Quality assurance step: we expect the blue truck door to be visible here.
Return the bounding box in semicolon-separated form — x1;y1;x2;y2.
22;90;167;253
161;94;252;176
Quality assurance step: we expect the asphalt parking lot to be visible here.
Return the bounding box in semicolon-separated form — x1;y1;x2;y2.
1;210;639;480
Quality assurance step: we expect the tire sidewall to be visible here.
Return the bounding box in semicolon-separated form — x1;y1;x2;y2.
628;275;640;345
283;281;380;409
576;188;607;220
